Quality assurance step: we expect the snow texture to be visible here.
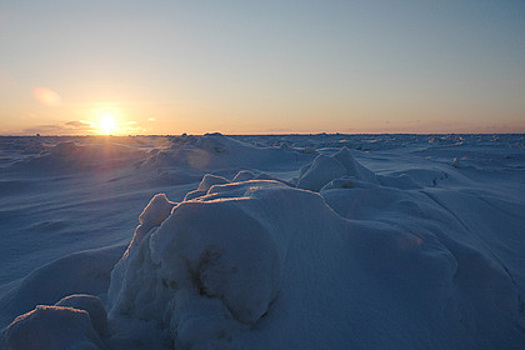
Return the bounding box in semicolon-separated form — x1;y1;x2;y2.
183;174;230;201
0;246;124;329
55;294;108;337
108;178;524;348
140;133;308;172
0;133;524;349
3;305;105;350
296;146;378;191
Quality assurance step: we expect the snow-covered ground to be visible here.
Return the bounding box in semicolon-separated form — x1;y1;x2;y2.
0;133;523;349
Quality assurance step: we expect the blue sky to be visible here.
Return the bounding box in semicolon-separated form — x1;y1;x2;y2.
1;0;524;134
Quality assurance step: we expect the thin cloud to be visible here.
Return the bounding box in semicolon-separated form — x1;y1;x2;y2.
65;120;93;128
19;120;96;136
33;87;62;107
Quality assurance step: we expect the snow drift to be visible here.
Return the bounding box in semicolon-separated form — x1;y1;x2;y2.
141;133;311;172
296;147;378;191
11;138;145;173
105;177;524;348
0;246;124;329
3;305;105;350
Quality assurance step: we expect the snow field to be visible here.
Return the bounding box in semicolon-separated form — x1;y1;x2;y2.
0;133;523;349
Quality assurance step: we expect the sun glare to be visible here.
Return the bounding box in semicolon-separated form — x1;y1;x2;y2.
99;114;116;135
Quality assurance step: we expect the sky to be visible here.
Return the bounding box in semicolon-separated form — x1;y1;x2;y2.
1;0;524;135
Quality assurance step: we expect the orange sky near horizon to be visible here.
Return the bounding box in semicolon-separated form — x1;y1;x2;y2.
1;1;524;136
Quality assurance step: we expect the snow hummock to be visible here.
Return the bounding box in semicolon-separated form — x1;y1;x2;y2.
141;132;310;172
55;294;108;337
107;182;286;347
138;193;177;227
232;170;257;182
183;174;230;201
296;146;377;191
0;246;124;329
3;305;105;350
106;177;524;348
13;138;146;172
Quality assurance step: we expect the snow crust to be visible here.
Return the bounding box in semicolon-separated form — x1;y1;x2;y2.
0;133;524;349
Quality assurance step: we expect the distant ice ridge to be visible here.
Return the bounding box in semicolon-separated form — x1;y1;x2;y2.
140;132;311;172
6;132;312;174
10;138;145;172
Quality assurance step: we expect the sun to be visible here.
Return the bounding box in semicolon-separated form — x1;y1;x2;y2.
99;114;116;135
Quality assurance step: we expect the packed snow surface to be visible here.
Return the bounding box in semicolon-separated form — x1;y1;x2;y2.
0;133;524;349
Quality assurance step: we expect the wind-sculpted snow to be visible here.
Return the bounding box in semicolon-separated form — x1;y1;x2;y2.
234;133;525;152
7;138;147;173
0;134;523;349
105;178;524;349
183;174;230;201
55;294;108;337
140;133;312;172
296;146;378;191
3;305;105;350
0;246;124;329
108;182;286;347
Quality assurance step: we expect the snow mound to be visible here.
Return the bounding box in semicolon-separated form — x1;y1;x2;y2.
297;146;377;191
105;179;524;348
232;170;257;182
141;133;311;172
108;194;177;308
3;305;105;350
55;294;108;337
231;170;283;183
108;184;285;346
15;139;145;172
50;141;80;157
150;200;280;324
333;147;377;182
183;174;230;201
138;193;177;227
0;245;124;329
125;193;177;254
320;175;378;191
